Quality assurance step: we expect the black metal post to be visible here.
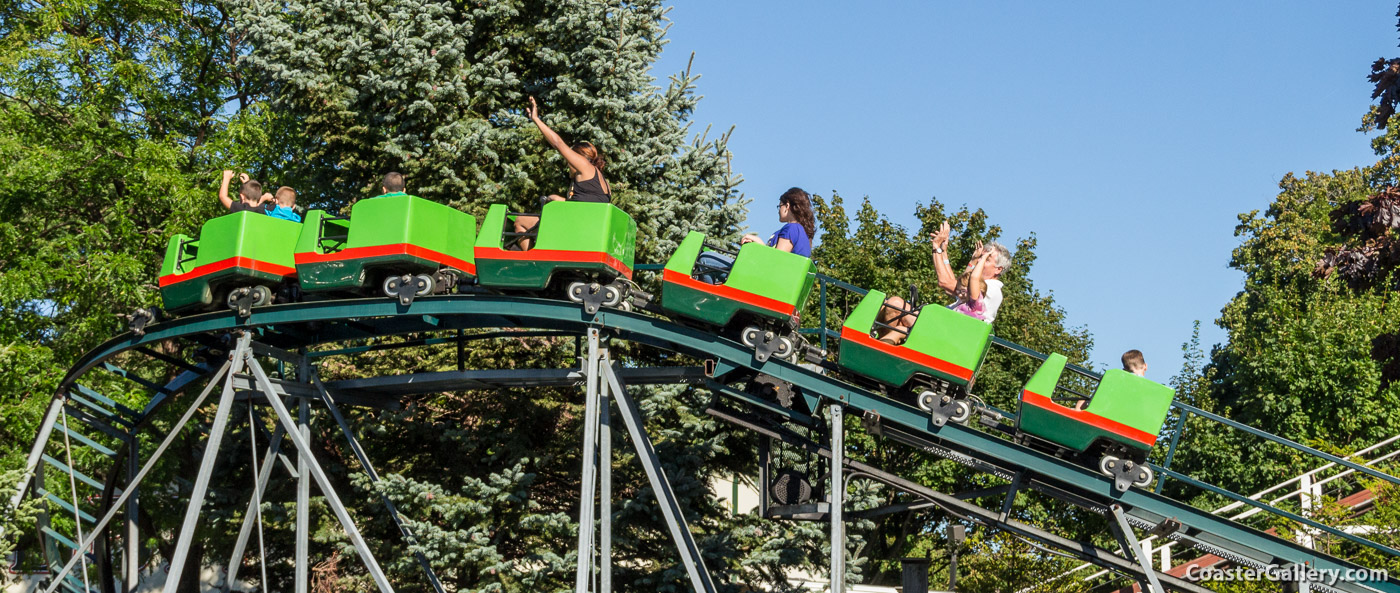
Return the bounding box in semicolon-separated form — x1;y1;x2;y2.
759;437;770;515
949;523;966;591
901;558;930;593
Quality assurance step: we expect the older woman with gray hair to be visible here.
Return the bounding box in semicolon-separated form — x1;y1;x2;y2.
875;221;1012;344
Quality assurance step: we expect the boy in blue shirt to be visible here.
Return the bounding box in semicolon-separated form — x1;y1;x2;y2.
265;186;301;222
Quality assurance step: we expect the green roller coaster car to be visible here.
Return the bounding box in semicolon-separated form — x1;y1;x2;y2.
159;211;301;316
473;201;636;313
1017;353;1174;491
660;231;816;362
838;289;993;425
295;194;477;305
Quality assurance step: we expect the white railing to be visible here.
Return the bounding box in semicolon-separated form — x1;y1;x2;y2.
1023;433;1400;592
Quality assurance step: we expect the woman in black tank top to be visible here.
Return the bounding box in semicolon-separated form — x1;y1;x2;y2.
513;97;611;248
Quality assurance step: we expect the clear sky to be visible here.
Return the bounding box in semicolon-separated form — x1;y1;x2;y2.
653;1;1391;380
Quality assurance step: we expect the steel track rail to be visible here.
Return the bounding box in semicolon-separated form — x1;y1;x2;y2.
28;295;1400;593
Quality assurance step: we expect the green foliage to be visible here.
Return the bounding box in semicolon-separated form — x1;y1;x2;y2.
354;462;576;590
1142;24;1400;580
0;0;246;479
169;2;761;589
1346;478;1400;579
805;193;1105;587
0;469;43;558
0;0;759;588
0;0;1177;589
955;525;1093;593
1168;165;1400;499
233;0;745;260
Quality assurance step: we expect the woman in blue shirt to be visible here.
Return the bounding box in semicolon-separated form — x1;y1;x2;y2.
696;187;816;283
747;187;814;256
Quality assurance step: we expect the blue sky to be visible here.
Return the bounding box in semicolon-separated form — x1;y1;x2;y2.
654;1;1391;379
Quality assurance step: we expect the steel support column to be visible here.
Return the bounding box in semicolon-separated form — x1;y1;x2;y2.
599;347;716;593
574;329;603;593
125;437;139;593
164;334;252;593
226;424;286;591
295;396;310;593
243;349;395;593
830;404;845;593
34;457;59;579
11;397;65;515
10;395;65;573
41;362;233;593
58;408;92;591
1110;504;1165;593
600;391;612;593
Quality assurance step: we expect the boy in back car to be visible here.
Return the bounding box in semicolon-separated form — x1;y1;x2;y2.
218;170;270;215
265;186;301;222
1122;349;1147;377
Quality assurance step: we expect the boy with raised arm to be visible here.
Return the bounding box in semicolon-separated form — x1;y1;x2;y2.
218;170;271;215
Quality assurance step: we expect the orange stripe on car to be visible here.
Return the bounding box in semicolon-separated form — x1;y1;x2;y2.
662;268;796;316
475;247;632;279
295;243;477;276
159;256;297;287
1021;390;1158;447
839;326;975;382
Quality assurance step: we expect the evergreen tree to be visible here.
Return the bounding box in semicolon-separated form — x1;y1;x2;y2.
234;0;744;259
214;1;772;591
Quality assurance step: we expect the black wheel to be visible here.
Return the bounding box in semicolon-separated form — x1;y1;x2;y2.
769;469;814;506
602;284;624;308
740;326;763;348
567;281;588;303
413;274;434;296
917;390;938;411
949;400;972;424
250;285;273;307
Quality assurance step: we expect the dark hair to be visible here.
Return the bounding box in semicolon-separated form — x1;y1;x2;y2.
1122;349;1146;371
381;172;405;193
779;187;816;240
239;180;262;203
571;142;606;170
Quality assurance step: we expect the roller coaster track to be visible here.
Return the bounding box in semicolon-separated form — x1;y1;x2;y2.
8;295;1400;593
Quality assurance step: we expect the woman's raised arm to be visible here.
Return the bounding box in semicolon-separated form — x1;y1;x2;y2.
528;96;596;177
